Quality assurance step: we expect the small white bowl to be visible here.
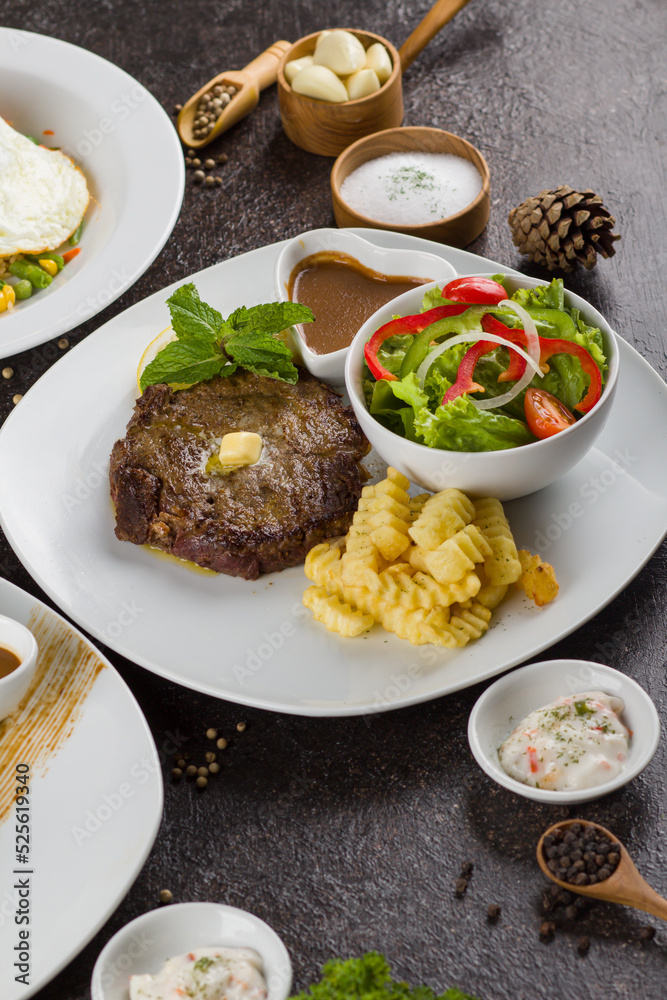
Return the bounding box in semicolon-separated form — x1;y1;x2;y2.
273;227;456;383
0;614;38;720
468;659;660;804
91;902;292;1000
344;272;619;500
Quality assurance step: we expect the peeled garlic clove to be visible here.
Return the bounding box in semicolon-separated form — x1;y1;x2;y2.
345;68;381;100
291;64;349;103
313;29;366;76
364;42;392;84
284;55;314;84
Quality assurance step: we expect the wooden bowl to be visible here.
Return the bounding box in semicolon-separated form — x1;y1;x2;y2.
277;30;403;157
330;126;491;247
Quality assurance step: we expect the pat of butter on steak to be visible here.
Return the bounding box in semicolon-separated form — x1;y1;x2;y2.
109;370;370;580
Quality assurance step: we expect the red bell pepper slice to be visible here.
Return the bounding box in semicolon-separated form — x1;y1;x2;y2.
480;315;602;413
364;303;469;382
442;275;508;305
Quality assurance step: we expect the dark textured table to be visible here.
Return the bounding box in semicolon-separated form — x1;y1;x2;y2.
1;1;667;998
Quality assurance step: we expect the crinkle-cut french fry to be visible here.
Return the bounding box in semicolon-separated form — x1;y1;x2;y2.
474;565;509;610
369;523;411;562
408;493;431;520
366;569;423;611
358;493;411;521
408;488;476;550
303;586;374;637
472;497;522;585
423;524;492;584
304;542;342;585
386;466;411;491
382;561;415;578
379;602;455;646
444;602;493;646
517;549;559;606
411;569;481;608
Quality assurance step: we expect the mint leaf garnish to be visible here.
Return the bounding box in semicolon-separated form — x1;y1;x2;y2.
227;301;313;335
140;284;310;391
139;340;229;392
167;282;223;344
226;331;299;383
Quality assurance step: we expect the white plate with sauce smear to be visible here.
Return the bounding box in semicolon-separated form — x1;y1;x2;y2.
0;577;163;1000
0;232;666;716
0;28;184;358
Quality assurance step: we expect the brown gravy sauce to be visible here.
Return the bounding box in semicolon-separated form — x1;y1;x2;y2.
0;607;105;825
0;646;21;678
288;251;431;355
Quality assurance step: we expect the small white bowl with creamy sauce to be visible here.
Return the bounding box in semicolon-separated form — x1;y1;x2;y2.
467;659;660;804
91;902;292;1000
273;228;455;383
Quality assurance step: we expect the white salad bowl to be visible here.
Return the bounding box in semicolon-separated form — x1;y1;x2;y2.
467;659;660;805
91;901;292;1000
273;227;456;383
344;273;619;500
0;613;38;720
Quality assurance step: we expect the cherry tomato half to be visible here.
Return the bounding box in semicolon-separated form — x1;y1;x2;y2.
524;388;577;439
442;276;508;305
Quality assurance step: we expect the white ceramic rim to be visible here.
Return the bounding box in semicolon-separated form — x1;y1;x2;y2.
467;658;661;804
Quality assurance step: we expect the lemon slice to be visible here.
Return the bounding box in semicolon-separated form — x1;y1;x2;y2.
136;327;194;393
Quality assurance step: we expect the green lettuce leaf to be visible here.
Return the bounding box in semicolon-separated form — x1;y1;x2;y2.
414;395;536;451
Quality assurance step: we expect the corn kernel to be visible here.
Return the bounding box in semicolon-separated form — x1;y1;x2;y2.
2;284;15;306
38;259;58;277
0;296;7;313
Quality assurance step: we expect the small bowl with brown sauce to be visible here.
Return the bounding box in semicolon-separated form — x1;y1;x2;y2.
0;615;38;719
274;228;456;382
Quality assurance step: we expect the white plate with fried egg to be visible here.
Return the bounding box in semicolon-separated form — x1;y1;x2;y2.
0;28;184;359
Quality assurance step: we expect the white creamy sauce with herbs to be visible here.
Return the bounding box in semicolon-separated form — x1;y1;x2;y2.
339;151;483;226
498;691;630;791
129;946;268;1000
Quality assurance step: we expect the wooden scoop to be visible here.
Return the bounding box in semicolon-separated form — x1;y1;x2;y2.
177;40;291;149
537;819;667;921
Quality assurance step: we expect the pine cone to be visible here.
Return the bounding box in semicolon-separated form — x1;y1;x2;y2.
508;186;620;271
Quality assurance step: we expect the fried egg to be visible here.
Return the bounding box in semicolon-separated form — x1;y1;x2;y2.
0;117;89;256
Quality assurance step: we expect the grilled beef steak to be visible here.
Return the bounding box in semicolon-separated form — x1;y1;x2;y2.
109;370;370;579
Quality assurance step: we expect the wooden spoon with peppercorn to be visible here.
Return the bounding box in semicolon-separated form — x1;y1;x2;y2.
178;41;291;149
538;819;667;921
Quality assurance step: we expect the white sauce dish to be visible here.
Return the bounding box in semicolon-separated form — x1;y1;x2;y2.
273;227;456;383
0;614;38;720
467;659;660;804
91;902;292;1000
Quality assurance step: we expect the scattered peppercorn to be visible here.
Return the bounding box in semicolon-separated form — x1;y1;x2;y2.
193;170;205;184
639;926;656;941
159;889;173;904
176;758;186;768
206;728;218;740
209;762;220;774
542;822;620;886
58;337;69;349
197;766;209;778
191;158;201;168
2;366;13;378
214;176;223;186
187;149;195;157
196;776;208;789
205;751;216;763
539;921;555;943
171;767;183;781
577;935;590;955
12;394;22;405
173;104;182;114
204;176;215;187
236;721;247;733
487;903;501;922
204;158;215;170
217;737;228;750
185;765;198;778
218;153;228;164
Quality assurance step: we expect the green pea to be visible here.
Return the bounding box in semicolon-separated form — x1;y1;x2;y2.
8;259;52;289
69;220;84;246
13;280;33;300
